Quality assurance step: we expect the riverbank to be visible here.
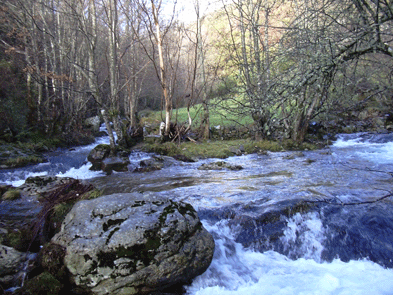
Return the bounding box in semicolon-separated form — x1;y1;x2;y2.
0;136;323;171
0;131;96;170
136;137;323;160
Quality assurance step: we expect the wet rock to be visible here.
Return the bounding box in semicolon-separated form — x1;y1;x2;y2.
0;146;45;169
87;144;111;171
88;145;131;173
19;176;75;197
101;156;130;174
133;156;178;173
173;154;195;163
230;145;245;156
51;192;214;295
198;161;243;171
0;245;35;289
0;177;96;291
284;151;305;160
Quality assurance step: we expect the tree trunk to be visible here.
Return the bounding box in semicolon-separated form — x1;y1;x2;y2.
108;0;122;143
151;0;171;136
195;0;209;139
87;0;116;153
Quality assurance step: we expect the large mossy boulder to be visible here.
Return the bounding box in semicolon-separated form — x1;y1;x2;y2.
87;145;130;173
51;192;214;295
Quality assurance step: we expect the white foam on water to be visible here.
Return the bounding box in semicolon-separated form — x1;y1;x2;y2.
333;133;393;165
280;212;326;262
333;139;368;149
187;220;393;295
56;163;105;179
3;171;49;187
355;141;393;164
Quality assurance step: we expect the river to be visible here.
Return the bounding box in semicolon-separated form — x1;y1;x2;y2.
1;132;393;294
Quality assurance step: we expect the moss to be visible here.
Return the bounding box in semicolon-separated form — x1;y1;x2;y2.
22;272;64;295
95;144;111;151
4;155;44;168
139;138;320;160
39;243;67;279
5;227;35;251
142;142;181;156
282;201;315;217
81;188;103;200
103;219;126;231
25;176;56;186
2;189;21;200
51;203;74;224
178;202;197;219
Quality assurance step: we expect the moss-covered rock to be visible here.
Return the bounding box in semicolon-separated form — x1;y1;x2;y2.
87;144;111;170
39;243;67;280
1;189;21;201
51;192;214;295
198;161;243;171
21;272;64;295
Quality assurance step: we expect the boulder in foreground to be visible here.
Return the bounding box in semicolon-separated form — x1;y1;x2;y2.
51;192;214;294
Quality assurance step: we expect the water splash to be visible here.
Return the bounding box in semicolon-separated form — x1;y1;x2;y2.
280;212;326;262
2;171;48;187
56;163;105;179
187;219;393;295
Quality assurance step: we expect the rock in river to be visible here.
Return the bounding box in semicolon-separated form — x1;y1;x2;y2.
51;192;214;295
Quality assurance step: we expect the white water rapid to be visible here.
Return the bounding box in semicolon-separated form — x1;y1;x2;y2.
1;132;393;294
187;217;393;295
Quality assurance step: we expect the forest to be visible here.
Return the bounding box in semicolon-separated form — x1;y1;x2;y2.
1;0;393;148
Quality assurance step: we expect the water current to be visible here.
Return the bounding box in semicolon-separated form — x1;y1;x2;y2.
1;132;393;294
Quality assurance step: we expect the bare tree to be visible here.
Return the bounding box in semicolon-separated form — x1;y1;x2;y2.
134;0;176;138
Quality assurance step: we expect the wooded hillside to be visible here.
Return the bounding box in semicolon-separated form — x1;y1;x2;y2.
1;0;392;144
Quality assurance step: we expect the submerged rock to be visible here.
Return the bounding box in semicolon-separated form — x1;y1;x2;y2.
198;161;243;171
133;155;179;173
101;156;130;174
51;192;214;295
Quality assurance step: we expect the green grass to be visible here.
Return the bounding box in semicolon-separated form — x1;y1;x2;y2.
139;138;319;159
2;189;21;201
4;155;44;168
141;98;253;128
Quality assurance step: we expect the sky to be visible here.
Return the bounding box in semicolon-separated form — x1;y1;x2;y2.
164;0;225;24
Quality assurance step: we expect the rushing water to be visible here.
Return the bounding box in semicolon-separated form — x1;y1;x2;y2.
2;132;393;294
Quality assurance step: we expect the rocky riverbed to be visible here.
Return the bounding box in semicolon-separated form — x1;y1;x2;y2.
0;176;214;294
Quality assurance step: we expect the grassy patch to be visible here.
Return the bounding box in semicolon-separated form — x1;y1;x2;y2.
139;138;319;159
81;189;104;200
2;189;21;201
4;155;44;168
180;140;239;159
141;100;253;129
